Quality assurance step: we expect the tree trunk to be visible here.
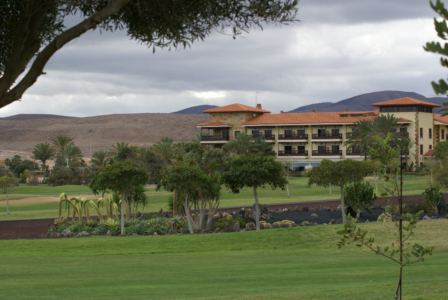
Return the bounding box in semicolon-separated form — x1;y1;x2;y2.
253;186;260;230
340;186;346;224
431;172;433;186
329;184;331;195
374;171;378;191
356;209;361;219
173;189;178;216
199;198;206;231
6;190;10;214
434;205;438;215
286;172;290;198
183;195;194;234
120;193;125;235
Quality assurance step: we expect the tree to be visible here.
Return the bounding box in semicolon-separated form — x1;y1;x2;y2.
32;142;56;180
51;134;75;163
344;120;373;160
6;155;22;171
282;161;292;198
308;159;372;224
396;138;415;170
424;158;440;186
221;153;286;230
222;132;274;156
433;140;448;159
109;142;130;158
64;144;83;165
0;176;19;214
370;114;405;146
0;0;298;109
151;137;175;164
12;159;39;178
422;186;443;215
344;181;377;218
91;150;110;169
89;161;148;234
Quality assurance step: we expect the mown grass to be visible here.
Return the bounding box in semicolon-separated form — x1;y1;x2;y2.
0;175;432;221
0;220;447;299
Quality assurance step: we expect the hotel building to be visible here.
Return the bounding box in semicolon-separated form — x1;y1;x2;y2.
197;97;448;171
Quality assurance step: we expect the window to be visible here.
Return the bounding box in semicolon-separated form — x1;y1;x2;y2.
442;129;445;139
426;107;432;113
234;131;241;136
420;144;423;155
391;128;397;133
222;131;229;137
331;145;339;153
297;129;305;135
380;107;398;112
420;128;423;138
331;129;339;136
264;130;272;137
317;145;326;153
317;129;326;136
252;130;259;137
429;145;432;150
400;128;407;132
429;128;432;139
297;146;305;153
284;146;292;153
398;106;416;112
284;129;292;137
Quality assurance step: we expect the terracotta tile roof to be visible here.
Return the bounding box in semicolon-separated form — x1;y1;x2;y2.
197;122;232;127
371;97;442;107
423;150;435;157
434;113;448;124
203;103;270;113
242;111;411;126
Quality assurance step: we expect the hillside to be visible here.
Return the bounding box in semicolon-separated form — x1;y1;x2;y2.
173;104;218;114
0;114;76;121
0;113;209;158
288;91;448;113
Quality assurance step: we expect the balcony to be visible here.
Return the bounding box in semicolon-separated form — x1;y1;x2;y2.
312;150;342;156
312;133;343;139
252;134;276;141
346;149;363;156
278;134;308;140
278;150;308;156
201;135;230;142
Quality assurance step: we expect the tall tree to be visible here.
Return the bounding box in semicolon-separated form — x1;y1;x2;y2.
308;159;373;224
0;0;298;108
151;137;175;164
64;144;83;165
222;153;287;230
109;141;129;158
344;120;373;159
91;150;110;168
32;142;56;180
0;176;19;214
370;114;404;146
89;161;148;235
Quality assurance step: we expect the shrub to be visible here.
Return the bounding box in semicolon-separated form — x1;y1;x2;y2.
344;181;377;218
68;221;89;234
212;217;246;229
147;217;170;232
94;223;108;235
403;200;432;214
422;186;443;215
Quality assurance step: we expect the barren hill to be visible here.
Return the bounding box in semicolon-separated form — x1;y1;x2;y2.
0;113;209;158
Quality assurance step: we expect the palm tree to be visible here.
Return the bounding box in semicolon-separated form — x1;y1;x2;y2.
32;142;56;180
109;141;129;157
51;134;75;153
370;114;404;146
64;144;83;165
222;132;255;155
91;150;110;168
344;120;373;160
151;137;175;163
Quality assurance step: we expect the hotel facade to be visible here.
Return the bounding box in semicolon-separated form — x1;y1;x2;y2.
197;97;448;171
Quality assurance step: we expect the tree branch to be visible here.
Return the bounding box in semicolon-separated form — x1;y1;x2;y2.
0;0;131;108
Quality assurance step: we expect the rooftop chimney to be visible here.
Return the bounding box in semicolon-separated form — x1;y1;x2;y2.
345;109;348;112
312;109;315;113
256;104;262;109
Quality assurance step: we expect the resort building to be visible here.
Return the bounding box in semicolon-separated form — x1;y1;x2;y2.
197;97;446;171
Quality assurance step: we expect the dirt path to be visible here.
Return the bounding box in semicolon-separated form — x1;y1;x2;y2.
0;194;98;204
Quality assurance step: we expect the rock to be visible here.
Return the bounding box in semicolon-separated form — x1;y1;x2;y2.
233;222;240;231
272;223;280;229
49;231;61;237
75;231;90;238
438;197;447;215
365;219;370;223
179;228;190;234
246;222;256;231
323;223;327;225
154;232;158;236
336;219;343;224
91;231;98;236
251;203;270;221
193;229;202;234
311;213;318;218
224;227;236;233
106;230;112;236
322;206;331;211
156;229;166;235
293;206;300;212
422;215;431;220
302;206;309;212
214;227;221;233
312;207;318;212
146;230;154;236
61;229;73;237
329;219;335;225
281;223;290;228
337;205;342;211
259;223;265;230
168;228;176;235
301;221;310;226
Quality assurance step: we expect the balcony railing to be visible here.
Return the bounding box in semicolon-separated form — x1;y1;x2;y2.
312;150;342;156
252;134;275;140
278;134;308;140
346;149;362;156
312;133;343;139
278;150;308;156
201;135;230;142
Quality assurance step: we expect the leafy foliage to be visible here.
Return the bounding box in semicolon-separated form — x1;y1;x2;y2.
344;181;377;218
422;186;443;215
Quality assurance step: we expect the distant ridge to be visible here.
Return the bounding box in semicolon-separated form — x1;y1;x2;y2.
288;91;448;114
173;105;218;114
0;114;77;121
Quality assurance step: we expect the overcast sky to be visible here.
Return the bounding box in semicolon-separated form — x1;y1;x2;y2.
1;0;447;117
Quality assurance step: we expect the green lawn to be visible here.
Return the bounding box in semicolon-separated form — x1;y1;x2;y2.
0;220;447;299
0;184;93;200
0;175;433;220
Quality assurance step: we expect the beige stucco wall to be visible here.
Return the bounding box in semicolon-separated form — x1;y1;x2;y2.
210;112;262;139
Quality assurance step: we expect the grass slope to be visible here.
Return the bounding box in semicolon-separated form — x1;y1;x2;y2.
0;176;432;221
0;221;447;299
